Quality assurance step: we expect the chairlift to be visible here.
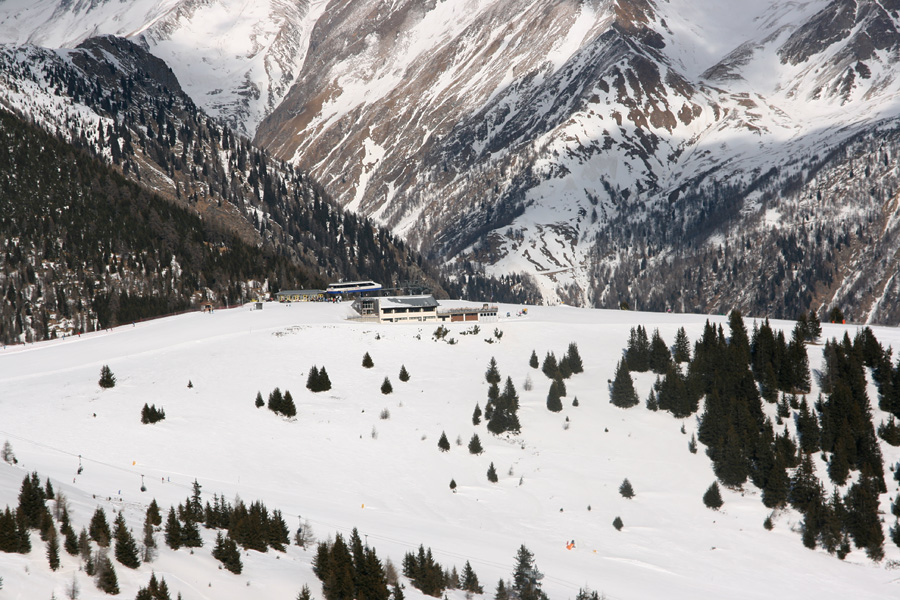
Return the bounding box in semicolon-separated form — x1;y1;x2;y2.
77;455;83;475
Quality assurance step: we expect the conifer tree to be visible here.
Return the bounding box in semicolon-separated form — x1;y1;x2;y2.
529;350;539;369
89;507;111;547
306;366;320;391
62;516;78;556
673;327;691;363
212;531;243;574
541;352;559;379
610;359;639;408
449;479;457;491
141;511;156;563
99;365;116;388
297;584;313;600
511;545;547;600
648;329;672;374
619;478;635;499
282;390;297;418
612;516;624;531
363;352;374;368
399;365;410;382
381;377;393;395
268;387;284;414
164;508;182;550
255;391;264;408
807;309;823;342
47;526;60;571
180;516;202;548
94;552;120;595
318;367;332;391
565;342;584;374
488;376;521;434
472;403;482;426
546;380;563;412
486;357;501;384
113;512;141;569
461;560;483;593
494;579;509;600
468;434;483;455
703;482;724;510
624;326;650;372
487;462;498;483
437;431;450;452
17;471;45;529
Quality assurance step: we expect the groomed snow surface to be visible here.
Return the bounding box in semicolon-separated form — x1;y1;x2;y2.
2;302;900;599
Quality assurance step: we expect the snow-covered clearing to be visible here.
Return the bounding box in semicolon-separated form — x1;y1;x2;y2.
2;302;900;599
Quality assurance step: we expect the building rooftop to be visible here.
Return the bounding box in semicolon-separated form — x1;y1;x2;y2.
379;295;439;309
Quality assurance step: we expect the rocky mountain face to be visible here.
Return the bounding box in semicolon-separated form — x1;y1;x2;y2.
3;0;900;322
255;0;900;322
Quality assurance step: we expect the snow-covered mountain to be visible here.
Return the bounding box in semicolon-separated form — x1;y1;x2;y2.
3;302;900;599
253;0;900;311
4;1;900;319
0;0;321;135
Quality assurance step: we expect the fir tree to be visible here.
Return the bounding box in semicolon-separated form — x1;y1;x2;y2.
89;507;111;547
610;359;639;408
619;478;635;499
494;579;509;600
212;531;243;574
141;510;156;563
282;390;297;418
565;342;584;374
268;387;284;414
318;367;332;392
306;366;320;391
449;479;457;491
673;327;691;363
511;545;547;600
381;377;393;395
399;365;410;382
95;552;120;595
180;516;202;548
113;512;141;569
164;508;182;550
47;526;60;571
487;462;498;483
468;434;483;455
546;380;563;413
437;431;450;452
703;482;724;510
486;357;501;384
363;352;374;368
297;584;313;600
612;516;624;531
541;352;559;380
461;560;483;593
472;403;482;426
648;329;672;374
99;365;116;388
255;391;264;408
624;326;650;372
529;350;539;369
807;309;823;342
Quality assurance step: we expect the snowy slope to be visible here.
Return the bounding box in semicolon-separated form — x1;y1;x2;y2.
2;303;900;599
0;0;322;135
